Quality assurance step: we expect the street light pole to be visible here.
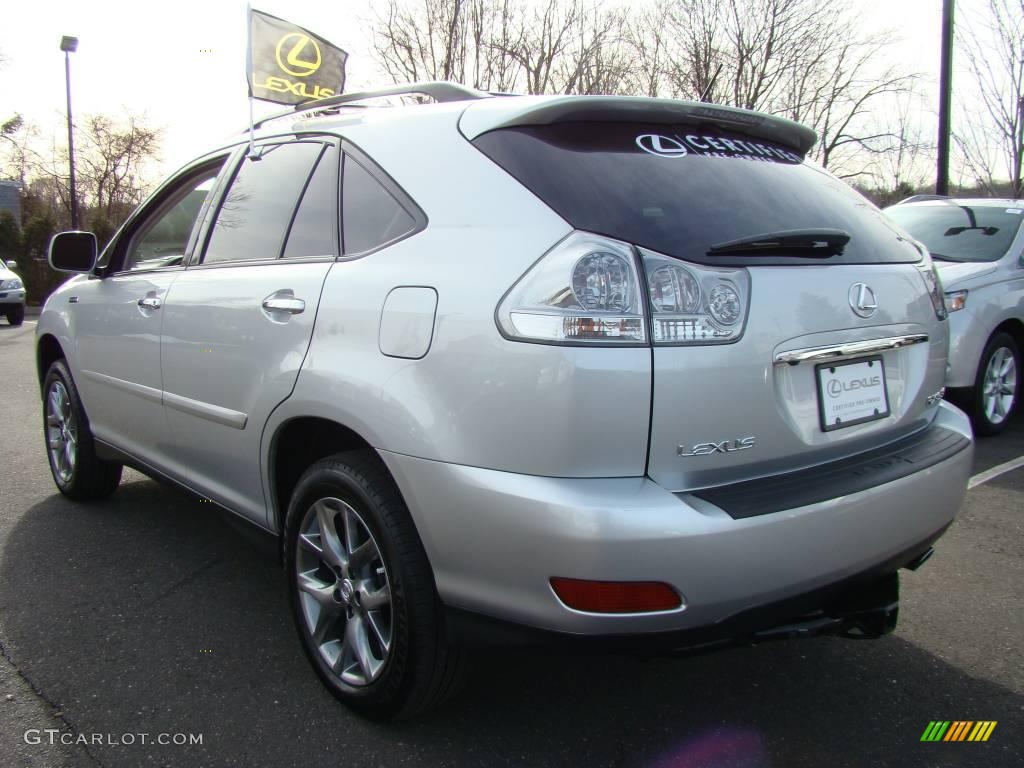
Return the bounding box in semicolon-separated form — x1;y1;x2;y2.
936;0;954;196
60;35;79;230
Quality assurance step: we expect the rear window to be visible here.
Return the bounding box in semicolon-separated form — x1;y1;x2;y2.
885;203;1024;263
473;122;920;266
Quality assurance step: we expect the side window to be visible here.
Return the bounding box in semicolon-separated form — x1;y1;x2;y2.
124;168;221;271
202;142;323;265
342;154;416;255
283;146;339;259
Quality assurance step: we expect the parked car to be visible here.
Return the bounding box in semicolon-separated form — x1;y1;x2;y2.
38;83;973;719
0;259;25;325
885;197;1023;435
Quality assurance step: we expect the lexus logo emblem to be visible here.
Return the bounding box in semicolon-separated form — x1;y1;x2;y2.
849;283;878;318
275;33;323;77
636;134;688;157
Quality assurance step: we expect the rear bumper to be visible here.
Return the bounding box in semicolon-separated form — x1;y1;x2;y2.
380;401;973;637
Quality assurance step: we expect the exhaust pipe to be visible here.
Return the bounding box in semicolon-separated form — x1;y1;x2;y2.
904;547;935;572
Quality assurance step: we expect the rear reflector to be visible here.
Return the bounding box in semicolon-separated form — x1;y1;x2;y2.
550;577;682;614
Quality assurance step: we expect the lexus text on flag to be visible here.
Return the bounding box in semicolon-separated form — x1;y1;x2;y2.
247;8;347;105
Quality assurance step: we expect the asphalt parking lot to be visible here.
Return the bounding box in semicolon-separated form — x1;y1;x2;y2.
1;317;1022;768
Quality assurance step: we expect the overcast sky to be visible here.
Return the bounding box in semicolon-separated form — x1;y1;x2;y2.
0;0;964;177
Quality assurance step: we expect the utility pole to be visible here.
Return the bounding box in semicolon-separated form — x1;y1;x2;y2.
60;35;79;229
936;0;954;195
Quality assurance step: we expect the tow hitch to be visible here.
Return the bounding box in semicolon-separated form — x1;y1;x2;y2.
749;571;901;643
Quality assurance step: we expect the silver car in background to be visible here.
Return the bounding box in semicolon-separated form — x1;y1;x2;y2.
886;198;1023;434
37;84;973;719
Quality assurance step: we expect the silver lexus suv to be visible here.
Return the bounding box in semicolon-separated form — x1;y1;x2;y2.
38;83;973;719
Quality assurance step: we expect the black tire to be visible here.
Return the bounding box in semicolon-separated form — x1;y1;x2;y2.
283;451;466;720
967;332;1020;437
6;305;24;325
42;359;123;500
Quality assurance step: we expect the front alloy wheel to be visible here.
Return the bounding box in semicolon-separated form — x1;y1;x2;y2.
42;359;122;500
46;380;78;484
295;497;393;686
970;332;1020;436
982;346;1016;426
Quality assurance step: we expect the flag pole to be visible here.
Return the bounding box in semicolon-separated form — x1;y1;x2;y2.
246;3;255;158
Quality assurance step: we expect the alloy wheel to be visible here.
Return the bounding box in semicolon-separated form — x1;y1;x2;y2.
982;346;1017;426
295;497;393;686
46;381;77;483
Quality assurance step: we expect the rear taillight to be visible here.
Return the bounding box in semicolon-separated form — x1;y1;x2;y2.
495;232;647;344
641;248;749;344
496;231;750;346
916;260;948;320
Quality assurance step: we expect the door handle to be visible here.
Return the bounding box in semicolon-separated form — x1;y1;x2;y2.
262;297;305;314
138;296;162;310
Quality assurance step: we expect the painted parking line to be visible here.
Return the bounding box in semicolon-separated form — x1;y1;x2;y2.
968;454;1024;489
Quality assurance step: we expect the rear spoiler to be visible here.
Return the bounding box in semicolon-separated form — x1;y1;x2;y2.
459;95;818;155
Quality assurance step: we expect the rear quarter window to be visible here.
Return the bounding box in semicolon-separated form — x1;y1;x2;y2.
342;155;417;255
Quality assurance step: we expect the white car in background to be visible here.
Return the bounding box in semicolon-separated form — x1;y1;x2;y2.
886;197;1023;434
0;259;25;326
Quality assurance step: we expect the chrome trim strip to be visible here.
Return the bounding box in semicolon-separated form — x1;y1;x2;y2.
82;370;163;404
774;334;929;365
163;390;248;430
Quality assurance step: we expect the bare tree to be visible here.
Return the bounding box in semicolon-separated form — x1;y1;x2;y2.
372;0;525;91
77;114;161;220
653;0;917;176
370;0;921;178
373;0;633;95
26;113;161;226
372;0;469;84
956;0;1024;196
662;0;728;102
792;39;917;176
871;91;934;193
623;1;670;97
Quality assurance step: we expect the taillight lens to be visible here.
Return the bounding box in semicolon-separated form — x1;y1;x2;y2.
496;232;647;344
497;232;750;346
641;248;750;344
916;259;948;320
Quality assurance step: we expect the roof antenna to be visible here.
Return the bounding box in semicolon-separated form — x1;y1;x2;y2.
699;63;723;103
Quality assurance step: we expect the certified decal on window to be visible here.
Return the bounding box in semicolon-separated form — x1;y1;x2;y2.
635;132;802;164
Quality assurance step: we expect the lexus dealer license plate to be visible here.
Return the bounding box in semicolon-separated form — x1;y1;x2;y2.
816;356;890;432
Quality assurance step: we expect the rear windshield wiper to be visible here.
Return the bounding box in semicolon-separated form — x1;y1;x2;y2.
707;228;851;257
943;226;998;236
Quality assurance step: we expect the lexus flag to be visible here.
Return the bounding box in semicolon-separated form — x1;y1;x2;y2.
247;8;347;105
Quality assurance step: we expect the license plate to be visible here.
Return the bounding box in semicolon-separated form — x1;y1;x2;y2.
816;356;890;432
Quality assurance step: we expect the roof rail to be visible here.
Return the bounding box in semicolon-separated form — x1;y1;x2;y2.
896;194;952;205
250;81;489;131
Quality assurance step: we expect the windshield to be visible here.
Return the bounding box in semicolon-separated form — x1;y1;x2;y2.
885;203;1024;262
473;121;921;266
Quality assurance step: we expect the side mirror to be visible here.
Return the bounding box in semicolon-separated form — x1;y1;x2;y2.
48;231;98;273
4;260;16;270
